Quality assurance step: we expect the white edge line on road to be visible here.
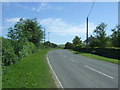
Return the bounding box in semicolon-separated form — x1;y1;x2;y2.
84;65;114;79
46;56;64;88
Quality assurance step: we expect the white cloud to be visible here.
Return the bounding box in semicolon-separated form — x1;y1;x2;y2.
31;2;52;12
31;2;62;12
40;18;96;36
3;17;22;31
4;2;62;12
3;17;96;41
5;17;20;23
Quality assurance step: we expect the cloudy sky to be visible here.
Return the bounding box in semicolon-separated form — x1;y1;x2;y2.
2;2;118;44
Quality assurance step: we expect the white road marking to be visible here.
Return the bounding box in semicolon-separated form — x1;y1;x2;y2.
70;58;78;63
84;65;114;79
46;56;63;88
64;55;67;58
63;55;78;63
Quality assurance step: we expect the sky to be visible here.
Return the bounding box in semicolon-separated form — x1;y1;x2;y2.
2;2;118;44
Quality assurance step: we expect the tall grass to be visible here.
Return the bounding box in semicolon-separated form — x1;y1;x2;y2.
2;49;56;88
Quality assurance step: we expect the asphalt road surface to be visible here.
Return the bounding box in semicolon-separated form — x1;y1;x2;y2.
47;49;118;88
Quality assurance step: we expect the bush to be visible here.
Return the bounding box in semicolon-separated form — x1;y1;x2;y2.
10;40;25;56
19;42;35;58
89;39;100;48
43;41;57;48
51;43;57;48
2;38;19;66
36;43;46;49
64;42;74;49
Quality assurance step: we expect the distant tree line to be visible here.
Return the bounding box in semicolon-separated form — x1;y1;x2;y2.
65;36;85;49
2;18;58;66
65;22;120;49
88;23;120;48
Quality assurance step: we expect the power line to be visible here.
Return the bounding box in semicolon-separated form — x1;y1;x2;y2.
87;0;96;18
86;0;95;50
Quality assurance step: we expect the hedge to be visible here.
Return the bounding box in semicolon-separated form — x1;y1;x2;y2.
73;47;120;60
2;38;19;66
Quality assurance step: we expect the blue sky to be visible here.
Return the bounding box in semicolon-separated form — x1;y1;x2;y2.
2;2;118;44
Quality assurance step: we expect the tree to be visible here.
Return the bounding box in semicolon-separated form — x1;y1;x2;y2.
51;43;58;48
64;42;73;49
111;25;120;47
8;18;43;45
72;36;82;46
43;41;57;48
93;22;107;48
88;35;100;48
106;36;112;47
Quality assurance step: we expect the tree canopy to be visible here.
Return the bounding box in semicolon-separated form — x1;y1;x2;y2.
93;22;108;48
72;36;82;46
65;42;73;49
8;18;43;45
111;25;120;47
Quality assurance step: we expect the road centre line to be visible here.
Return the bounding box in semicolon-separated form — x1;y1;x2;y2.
63;55;78;63
70;58;78;63
84;65;114;79
64;55;67;58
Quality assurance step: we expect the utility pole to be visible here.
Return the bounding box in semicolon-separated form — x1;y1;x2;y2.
86;17;89;50
43;28;45;43
86;1;95;52
48;32;50;41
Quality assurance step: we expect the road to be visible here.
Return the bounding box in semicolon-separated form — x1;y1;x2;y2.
47;49;118;88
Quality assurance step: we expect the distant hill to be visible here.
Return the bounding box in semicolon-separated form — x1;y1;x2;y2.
58;44;65;49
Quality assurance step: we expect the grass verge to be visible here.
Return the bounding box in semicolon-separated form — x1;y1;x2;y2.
69;49;119;65
2;49;56;88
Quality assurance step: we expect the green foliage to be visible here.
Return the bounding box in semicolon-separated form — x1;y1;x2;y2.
43;41;57;48
111;25;120;47
88;23;119;48
3;18;53;67
19;42;35;58
65;42;73;49
3;18;45;66
2;38;19;66
51;43;58;48
10;40;25;56
81;43;86;48
105;36;112;47
88;36;100;48
8;18;43;45
89;23;108;48
2;49;56;88
72;36;82;46
44;41;52;48
36;43;46;49
58;44;65;49
64;36;82;50
70;50;118;64
71;47;120;60
65;36;83;50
